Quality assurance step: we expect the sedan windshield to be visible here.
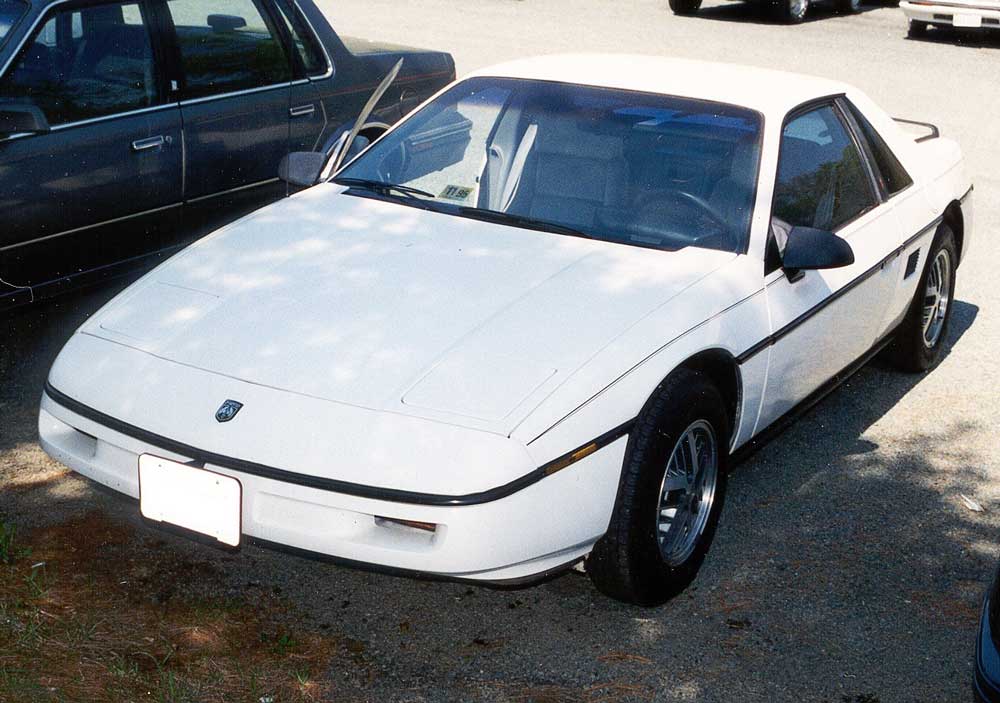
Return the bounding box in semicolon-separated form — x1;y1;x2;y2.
337;77;763;253
0;0;27;46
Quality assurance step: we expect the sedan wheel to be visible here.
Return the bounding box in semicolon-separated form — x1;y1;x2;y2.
771;0;809;23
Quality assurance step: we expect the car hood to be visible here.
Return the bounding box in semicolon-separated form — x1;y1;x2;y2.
84;185;734;434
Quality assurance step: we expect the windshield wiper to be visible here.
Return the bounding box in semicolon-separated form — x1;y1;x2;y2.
454;207;596;240
334;177;436;199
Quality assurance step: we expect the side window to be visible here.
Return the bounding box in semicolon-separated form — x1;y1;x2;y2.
272;0;326;77
844;100;913;197
0;0;159;128
165;0;291;99
773;105;877;233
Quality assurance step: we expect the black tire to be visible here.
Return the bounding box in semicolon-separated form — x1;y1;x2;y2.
669;0;703;14
836;0;862;14
769;0;809;23
908;19;929;36
885;225;957;373
587;369;730;606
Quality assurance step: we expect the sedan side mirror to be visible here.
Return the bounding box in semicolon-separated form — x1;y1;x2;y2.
278;137;372;188
782;226;855;277
278;151;328;188
0;106;49;137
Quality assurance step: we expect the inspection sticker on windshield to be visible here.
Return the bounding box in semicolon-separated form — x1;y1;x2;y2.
439;185;474;201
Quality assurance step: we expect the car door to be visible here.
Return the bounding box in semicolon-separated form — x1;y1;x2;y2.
158;0;293;236
754;100;903;433
271;0;328;152
0;0;182;289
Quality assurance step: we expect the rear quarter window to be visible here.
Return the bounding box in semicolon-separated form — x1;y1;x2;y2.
0;0;28;47
845;100;913;196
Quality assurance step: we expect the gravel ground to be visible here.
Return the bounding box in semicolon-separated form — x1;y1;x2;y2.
3;1;1000;701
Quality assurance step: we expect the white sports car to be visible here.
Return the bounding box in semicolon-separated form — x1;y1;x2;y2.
39;56;972;605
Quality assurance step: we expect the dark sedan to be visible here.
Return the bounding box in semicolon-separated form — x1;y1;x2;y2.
0;0;454;309
976;564;1000;702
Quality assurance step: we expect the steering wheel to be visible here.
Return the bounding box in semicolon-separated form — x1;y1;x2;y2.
625;189;735;250
660;190;731;237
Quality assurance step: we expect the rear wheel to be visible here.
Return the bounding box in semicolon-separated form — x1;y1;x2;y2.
836;0;862;14
669;0;703;14
886;225;957;372
587;369;729;605
908;19;929;36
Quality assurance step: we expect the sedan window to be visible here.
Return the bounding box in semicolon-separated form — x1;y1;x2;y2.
0;0;27;47
0;1;159;129
272;0;326;77
773;105;876;232
337;77;764;254
165;0;291;99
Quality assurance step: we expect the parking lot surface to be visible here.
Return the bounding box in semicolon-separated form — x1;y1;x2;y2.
3;1;1000;701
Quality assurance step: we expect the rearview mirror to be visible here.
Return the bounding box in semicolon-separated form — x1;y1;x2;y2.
207;14;246;31
0;106;49;137
782;226;855;276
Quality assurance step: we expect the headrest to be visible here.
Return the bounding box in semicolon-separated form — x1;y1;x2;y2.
533;118;624;161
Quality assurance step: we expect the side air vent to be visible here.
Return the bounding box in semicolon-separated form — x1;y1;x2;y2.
905;249;921;279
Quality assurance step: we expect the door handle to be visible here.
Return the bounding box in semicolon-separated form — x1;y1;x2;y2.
131;135;165;152
289;104;316;118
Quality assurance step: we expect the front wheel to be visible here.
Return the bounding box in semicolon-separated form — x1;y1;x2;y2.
836;0;862;14
669;0;703;14
908;19;929;36
886;225;957;372
586;369;729;606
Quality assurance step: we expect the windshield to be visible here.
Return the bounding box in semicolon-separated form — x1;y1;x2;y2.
338;77;763;253
0;0;27;47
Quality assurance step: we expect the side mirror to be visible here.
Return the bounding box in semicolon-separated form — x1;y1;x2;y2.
0;106;49;136
278;136;372;188
278;151;328;188
782;226;855;277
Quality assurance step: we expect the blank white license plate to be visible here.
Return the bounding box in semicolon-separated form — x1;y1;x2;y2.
953;13;982;27
139;455;242;546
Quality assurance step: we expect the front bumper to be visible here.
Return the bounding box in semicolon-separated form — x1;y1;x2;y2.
901;0;1000;27
39;390;626;583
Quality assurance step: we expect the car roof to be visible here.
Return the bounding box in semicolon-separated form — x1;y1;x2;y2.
467;54;852;117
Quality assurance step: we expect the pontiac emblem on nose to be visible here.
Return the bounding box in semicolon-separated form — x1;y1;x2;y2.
215;400;243;423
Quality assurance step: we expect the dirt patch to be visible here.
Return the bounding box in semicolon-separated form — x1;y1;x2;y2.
0;510;349;702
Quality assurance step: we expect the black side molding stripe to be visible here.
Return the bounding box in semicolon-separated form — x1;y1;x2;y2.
43;382;633;507
736;215;943;364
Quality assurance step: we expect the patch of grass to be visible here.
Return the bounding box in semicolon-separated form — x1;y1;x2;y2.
24;561;49;597
0;663;52;701
0;510;346;702
0;519;31;564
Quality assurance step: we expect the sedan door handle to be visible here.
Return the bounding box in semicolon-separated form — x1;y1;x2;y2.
131;135;165;152
289;104;316;118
